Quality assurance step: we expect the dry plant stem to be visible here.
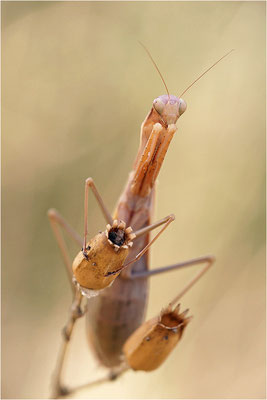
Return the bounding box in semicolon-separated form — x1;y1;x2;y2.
51;289;84;399
64;365;130;398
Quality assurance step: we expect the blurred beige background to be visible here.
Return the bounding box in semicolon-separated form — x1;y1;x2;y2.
2;1;265;399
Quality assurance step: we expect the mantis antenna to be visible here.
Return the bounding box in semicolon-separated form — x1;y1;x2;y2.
179;49;235;98
139;41;170;100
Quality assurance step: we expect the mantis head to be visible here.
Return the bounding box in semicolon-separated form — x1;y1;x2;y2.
153;95;187;125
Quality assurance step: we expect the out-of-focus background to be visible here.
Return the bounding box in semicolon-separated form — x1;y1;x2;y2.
2;2;265;399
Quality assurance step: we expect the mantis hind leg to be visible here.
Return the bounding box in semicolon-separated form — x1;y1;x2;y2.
130;255;215;280
47;208;82;290
48;177;113;285
130;255;215;305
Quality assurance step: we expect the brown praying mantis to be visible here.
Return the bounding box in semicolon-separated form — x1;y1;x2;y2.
48;46;233;398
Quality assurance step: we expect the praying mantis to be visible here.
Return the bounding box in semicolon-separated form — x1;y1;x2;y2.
48;46;233;398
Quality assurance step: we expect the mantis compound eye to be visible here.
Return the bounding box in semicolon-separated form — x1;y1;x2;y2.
153;98;165;115
178;98;187;115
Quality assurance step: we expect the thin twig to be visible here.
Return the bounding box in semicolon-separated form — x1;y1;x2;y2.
50;289;84;399
64;365;130;398
50;289;129;399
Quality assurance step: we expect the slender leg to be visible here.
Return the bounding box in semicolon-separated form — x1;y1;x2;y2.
130;255;215;279
133;214;174;238
83;178;113;254
105;214;175;276
130;255;215;305
48;209;83;291
168;256;214;308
